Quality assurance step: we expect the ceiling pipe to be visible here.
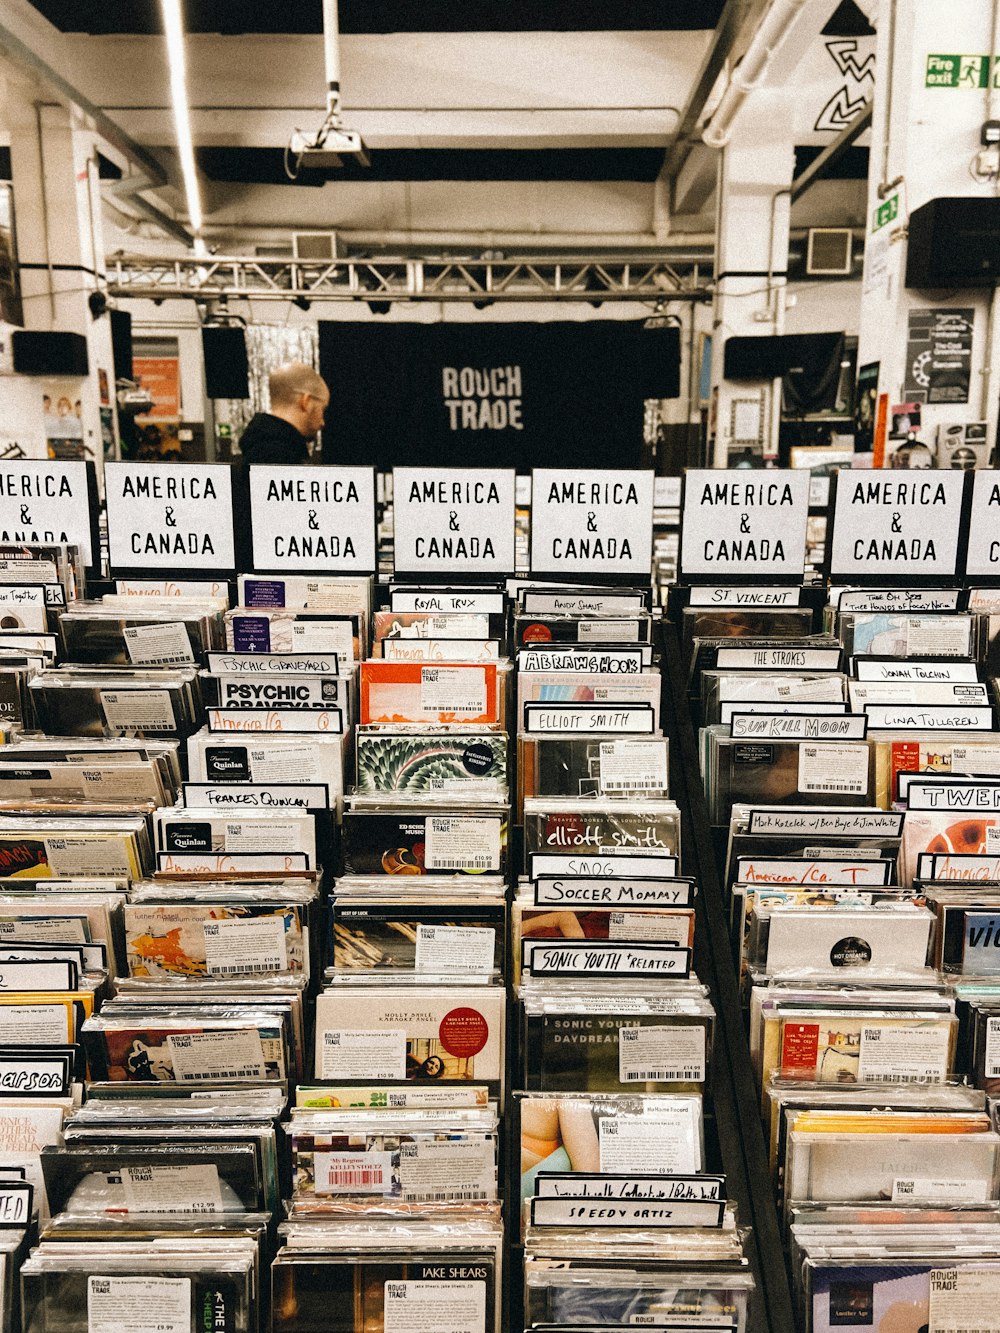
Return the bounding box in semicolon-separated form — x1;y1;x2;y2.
701;0;810;148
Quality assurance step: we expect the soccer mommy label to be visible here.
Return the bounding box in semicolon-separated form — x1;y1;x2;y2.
680;470;810;579
828;471;967;579
0;461;94;566
104;463;236;571
392;468;516;574
529;469;654;575
248;465;376;572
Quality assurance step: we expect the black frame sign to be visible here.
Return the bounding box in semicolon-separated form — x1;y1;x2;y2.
964;471;1000;584
0;460;101;577
248;465;376;573
678;468;810;583
392;467;515;577
529;468;654;578
826;469;970;585
105;462;236;577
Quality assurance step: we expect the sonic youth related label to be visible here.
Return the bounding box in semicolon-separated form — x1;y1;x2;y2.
534;1172;723;1200
906;781;1000;811
88;1276;191;1333
393;468;515;574
864;705;994;730
715;647;841;670
730;714;867;741
249;465;376;572
122;622;194;666
157;851;309;874
524;704;654;734
183;782;329;810
688;586;802;607
116;579;228;598
207;708;344;734
118;1163;222;1214
892;1177;987;1204
202;916;288;975
529;469;654;575
523;591;645;614
391;590;505;614
529;1196;723;1229
576;619;640;643
747;809;904;836
854;659;979;683
0;461;94;566
856;1024;950;1082
316;1150;393;1195
424;816;501;871
965;472;1000;578
598;740;668;792
420;666;487;716
533;876;692;907
680;470;810;578
829;471;967;579
415;925;496;975
525;941;690;977
619;1024;706;1082
0;1185;30;1224
99;689;176;732
735;858;893;886
104;462;235;571
518;648;644;673
928;1266;1000;1333
208;651;340;674
918;854;1000;881
167;1029;267;1081
797;743;870;796
598;1104;701;1174
321;1030;406;1080
0;1057;67;1096
838;588;962;612
383;1279;486;1333
530;853;679;879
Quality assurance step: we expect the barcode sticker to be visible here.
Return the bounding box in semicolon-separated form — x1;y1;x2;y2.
88;1276;190;1333
397;1138;494;1202
424;816;501;871
315;1150;393;1195
929;1266;1000;1333
618;1025;706;1084
414;925;495;975
857;1024;950;1084
985;1016;1000;1079
383;1280;486;1333
321;1029;406;1081
166;1029;267;1081
420;666;487;717
599;740;668;793
891;1177;987;1203
202;915;288;976
118;1163;222;1213
122;622;195;666
797;742;869;795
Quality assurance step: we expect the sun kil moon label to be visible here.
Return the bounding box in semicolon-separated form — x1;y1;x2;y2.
530;469;654;575
105;462;236;571
249;466;376;572
829;472;967;578
680;470;809;579
392;468;515;574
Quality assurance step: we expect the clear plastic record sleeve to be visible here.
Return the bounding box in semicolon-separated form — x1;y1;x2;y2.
353;728;508;797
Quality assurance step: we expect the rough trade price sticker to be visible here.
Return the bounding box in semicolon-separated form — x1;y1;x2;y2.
383;1279;486;1333
420;666;487;716
202;915;288;976
424;816;501;871
166;1029;267;1081
599;739;668;792
118;1163;222;1214
415;924;495;974
321;1029;406;1080
88;1275;190;1333
857;1024;950;1083
929;1266;1000;1333
618;1025;706;1083
797;742;869;795
122;621;194;665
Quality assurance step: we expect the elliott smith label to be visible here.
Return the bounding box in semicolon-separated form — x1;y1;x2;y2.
523;703;655;734
529;469;654;575
688;586;802;607
249;465;376;572
534;1172;723;1200
680;470;810;579
528;1196;724;1228
964;471;1000;578
392;468;515;574
828;471;967;579
532;876;693;906
730;713;867;740
530;852;679;878
523;941;691;976
104;462;235;571
0;460;94;566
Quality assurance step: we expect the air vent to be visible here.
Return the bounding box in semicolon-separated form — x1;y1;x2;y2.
293;232;340;262
806;228;853;276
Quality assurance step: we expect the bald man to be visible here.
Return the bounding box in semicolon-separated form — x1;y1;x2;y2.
238;362;330;466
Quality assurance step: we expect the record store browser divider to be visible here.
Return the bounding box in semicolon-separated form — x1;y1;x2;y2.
3;456;1000;1332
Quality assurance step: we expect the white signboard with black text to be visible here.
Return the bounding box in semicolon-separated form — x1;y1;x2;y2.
828;470;968;583
679;469;810;581
530;469;654;577
0;460;98;571
105;462;236;574
965;471;1000;581
392;467;515;575
249;465;376;572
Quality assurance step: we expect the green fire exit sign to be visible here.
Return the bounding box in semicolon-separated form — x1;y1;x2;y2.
926;53;1000;87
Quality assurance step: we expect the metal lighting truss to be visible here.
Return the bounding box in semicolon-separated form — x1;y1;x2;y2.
106;253;710;303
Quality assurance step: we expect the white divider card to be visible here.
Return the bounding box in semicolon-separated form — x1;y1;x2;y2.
529;852;679;878
654;476;682;508
965;471;1000;580
392;467;515;575
529;469;654;576
827;469;969;582
528;1196;724;1228
679;469;810;581
523;703;656;734
104;462;236;573
688;586;802;607
729;713;868;740
905;780;1000;812
864;704;994;730
0;460;98;570
533;1172;724;1200
524;941;691;976
248;465;376;572
532;876;694;906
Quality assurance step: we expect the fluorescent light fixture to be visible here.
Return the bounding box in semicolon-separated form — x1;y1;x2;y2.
160;0;203;239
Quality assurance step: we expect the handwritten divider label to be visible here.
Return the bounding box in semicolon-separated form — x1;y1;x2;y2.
688;586;802;607
392;467;515;575
0;460;95;567
529;469;654;575
105;463;235;572
680;469;810;580
730;712;868;740
248;465;376;572
532;876;693;907
965;471;1000;578
529;1196;724;1228
828;470;968;580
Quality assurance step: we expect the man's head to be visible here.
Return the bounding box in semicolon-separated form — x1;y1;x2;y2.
267;362;330;440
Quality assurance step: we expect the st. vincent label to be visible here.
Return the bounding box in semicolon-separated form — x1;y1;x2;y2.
105;463;236;571
249;465;376;572
529;469;654;575
392;468;515;574
680;469;809;579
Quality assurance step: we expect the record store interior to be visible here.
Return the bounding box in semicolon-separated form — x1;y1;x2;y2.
5;2;1000;1332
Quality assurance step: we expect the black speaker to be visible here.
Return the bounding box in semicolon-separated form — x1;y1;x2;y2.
109;309;133;381
723;336;788;380
202;325;249;399
906;196;1000;288
12;330;89;377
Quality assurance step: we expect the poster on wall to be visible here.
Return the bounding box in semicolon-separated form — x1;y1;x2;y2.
39;381;87;460
132;355;182;460
903;308;974;404
318;321;680;472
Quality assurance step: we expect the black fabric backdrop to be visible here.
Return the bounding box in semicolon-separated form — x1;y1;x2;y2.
318;320;679;469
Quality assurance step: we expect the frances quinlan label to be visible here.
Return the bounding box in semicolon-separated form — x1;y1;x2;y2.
829;471;967;578
529;469;654;575
104;463;236;571
249;466;376;572
680;470;809;579
393;468;515;574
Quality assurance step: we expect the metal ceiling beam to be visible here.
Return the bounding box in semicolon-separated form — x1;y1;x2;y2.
789;100;872;202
